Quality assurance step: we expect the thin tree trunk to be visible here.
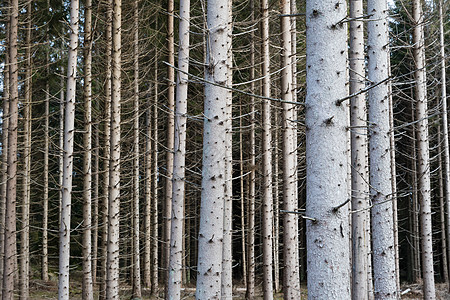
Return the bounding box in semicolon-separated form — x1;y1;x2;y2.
438;0;450;290
349;0;369;298
281;0;300;298
221;0;233;298
367;0;397;298
0;12;10;294
58;0;79;296
246;7;256;295
261;0;273;297
151;49;160;296
82;0;94;296
273;106;280;294
20;3;32;298
305;0;350;298
438;127;449;283
412;0;435;297
195;0;230;296
99;1;112;298
131;0;142;298
2;0;17;292
238;102;247;290
144;101;152;289
42;0;50;281
106;0;121;295
92;117;99;285
167;0;190;297
411;100;421;282
164;0;175;286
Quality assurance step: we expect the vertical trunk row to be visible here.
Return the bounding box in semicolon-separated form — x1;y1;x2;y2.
58;0;79;296
144;101;152;289
367;0;397;298
167;0;190;296
195;0;230;297
412;0;435;298
106;0;121;295
349;0;369;298
82;0;94;296
261;0;273;298
305;0;350;298
281;0;300;298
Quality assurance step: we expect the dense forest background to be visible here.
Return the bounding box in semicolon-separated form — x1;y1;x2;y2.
0;0;450;299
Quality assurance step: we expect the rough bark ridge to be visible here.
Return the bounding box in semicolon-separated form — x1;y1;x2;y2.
195;0;230;297
305;0;350;298
367;0;397;298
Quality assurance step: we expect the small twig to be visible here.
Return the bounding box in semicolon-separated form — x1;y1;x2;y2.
279;13;306;17
336;76;391;106
332;198;351;212
280;210;316;222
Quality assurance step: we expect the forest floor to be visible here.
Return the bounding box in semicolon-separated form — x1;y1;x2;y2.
29;276;450;299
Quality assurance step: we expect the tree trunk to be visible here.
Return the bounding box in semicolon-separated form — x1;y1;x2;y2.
20;3;32;298
106;0;121;296
99;0;112;298
0;11;10;294
164;0;175;285
367;0;397;298
167;0;190;297
221;0;233;297
238;102;246;290
42;0;50;280
151;49;160;296
261;0;273;298
438;127;449;283
131;0;142;298
349;0;369;298
281;0;300;298
438;0;450;290
82;0;94;297
246;3;255;296
412;0;435;297
305;0;350;298
195;0;230;296
58;0;79;296
144;102;152;289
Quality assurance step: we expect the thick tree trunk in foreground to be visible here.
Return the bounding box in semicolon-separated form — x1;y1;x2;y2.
58;0;79;297
367;0;397;298
412;0;435;298
195;0;230;297
305;0;350;298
